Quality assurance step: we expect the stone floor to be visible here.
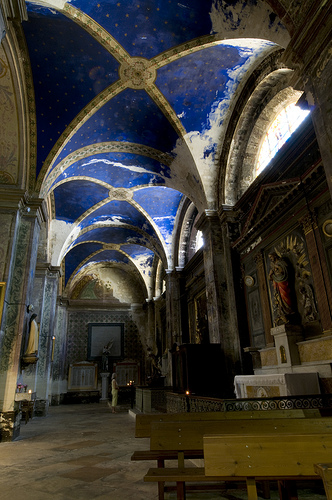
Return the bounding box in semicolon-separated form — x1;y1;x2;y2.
0;403;327;500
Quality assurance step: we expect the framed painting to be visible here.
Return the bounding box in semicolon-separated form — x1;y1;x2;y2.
88;323;124;361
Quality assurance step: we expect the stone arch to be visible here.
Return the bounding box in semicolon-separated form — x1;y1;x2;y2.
220;50;307;206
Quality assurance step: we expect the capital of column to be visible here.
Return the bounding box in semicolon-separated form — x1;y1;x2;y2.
57;296;69;308
254;250;264;267
299;211;318;235
36;263;62;278
218;205;238;223
0;189;48;226
195;209;219;233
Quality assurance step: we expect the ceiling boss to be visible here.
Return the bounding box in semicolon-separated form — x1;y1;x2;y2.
119;57;156;89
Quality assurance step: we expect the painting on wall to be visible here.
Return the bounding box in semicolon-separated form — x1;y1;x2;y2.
88;323;124;361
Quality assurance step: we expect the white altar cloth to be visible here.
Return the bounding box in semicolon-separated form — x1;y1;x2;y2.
234;372;320;398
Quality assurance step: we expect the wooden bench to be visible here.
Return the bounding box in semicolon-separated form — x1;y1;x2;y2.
314;463;332;500
149;416;332;454
134;408;320;438
143;417;332;499
204;433;332;500
134;411;312;498
144;433;332;500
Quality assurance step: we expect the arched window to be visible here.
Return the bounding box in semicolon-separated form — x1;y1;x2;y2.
195;230;204;251
256;101;310;177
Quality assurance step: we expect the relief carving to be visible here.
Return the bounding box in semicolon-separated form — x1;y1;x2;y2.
267;234;317;327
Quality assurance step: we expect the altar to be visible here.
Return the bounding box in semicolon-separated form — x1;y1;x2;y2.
234;372;320;398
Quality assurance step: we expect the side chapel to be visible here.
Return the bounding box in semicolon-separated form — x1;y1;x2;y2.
0;0;331;441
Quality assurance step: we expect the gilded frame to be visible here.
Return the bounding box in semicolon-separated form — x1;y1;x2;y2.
0;282;6;325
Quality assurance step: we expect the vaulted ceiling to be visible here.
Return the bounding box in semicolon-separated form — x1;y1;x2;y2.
22;0;290;302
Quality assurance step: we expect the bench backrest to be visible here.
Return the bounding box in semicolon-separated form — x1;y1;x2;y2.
135;408;320;438
149;417;332;451
204;433;332;477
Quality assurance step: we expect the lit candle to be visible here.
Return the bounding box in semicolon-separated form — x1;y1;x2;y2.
28;390;32;394
51;336;55;361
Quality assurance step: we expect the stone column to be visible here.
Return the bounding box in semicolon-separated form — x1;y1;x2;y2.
51;299;68;405
34;266;60;416
254;251;274;346
0;190;45;441
165;269;182;346
165;269;182;389
145;299;155;350
299;212;332;333
197;209;242;397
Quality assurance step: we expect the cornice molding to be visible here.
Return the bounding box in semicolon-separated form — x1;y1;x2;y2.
233;162;324;251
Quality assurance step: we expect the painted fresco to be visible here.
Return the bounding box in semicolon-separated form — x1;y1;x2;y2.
22;0;287;299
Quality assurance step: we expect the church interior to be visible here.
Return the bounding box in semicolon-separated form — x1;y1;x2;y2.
0;0;332;464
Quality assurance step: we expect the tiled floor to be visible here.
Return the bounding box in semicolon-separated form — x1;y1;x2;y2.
0;403;327;500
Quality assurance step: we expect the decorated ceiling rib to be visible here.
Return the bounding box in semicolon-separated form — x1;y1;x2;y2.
22;0;288;302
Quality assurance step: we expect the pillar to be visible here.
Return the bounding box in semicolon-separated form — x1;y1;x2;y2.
0;190;45;441
165;269;182;347
34;266;61;416
197;209;242;397
299;212;332;333
254;251;274;345
50;298;68;405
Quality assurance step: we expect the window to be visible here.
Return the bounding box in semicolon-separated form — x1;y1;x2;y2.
195;230;204;251
256;102;310;177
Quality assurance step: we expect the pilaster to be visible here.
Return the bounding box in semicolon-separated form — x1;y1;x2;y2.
165;268;182;346
50;299;68;405
299;212;332;332
197;209;241;396
254;251;274;346
34;266;61;416
0;193;44;440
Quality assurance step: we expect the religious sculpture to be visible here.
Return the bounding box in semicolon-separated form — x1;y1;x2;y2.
23;314;39;364
101;340;113;372
299;282;317;322
268;252;296;325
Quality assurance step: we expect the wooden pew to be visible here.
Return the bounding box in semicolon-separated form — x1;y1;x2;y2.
143;418;332;499
149;417;332;455
204;433;332;500
134;408;320;438
134;409;320;497
144;433;332;500
314;463;332;500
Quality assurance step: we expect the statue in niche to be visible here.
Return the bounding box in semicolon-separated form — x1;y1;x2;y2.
268;252;297;325
299;282;317;322
279;345;287;364
146;346;162;386
23;314;39;364
101;340;114;372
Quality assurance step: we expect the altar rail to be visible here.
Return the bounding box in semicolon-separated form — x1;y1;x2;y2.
165;392;332;414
